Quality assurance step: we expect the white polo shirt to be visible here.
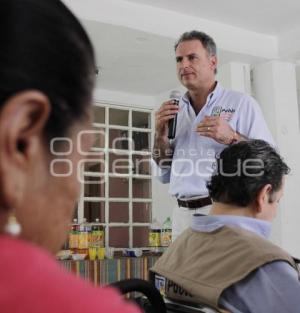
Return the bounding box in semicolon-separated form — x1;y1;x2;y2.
153;82;275;199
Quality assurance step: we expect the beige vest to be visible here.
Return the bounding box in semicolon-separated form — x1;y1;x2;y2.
151;226;299;312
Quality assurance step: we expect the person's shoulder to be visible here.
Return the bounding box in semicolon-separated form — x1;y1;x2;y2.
247;260;300;292
38;271;140;313
223;89;263;115
226;226;294;265
0;235;55;270
216;87;258;111
221;87;255;102
0;236;139;313
30;253;138;313
220;259;300;312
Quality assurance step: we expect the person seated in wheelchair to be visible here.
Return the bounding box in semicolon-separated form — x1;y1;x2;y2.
151;140;300;313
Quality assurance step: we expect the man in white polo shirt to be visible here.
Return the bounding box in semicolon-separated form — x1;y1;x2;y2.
153;30;275;240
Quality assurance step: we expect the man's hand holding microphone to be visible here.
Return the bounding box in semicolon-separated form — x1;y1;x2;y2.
155;90;181;141
153;91;181;166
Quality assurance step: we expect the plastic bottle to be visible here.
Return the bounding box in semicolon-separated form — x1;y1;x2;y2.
91;218;104;248
69;218;79;253
161;217;172;247
88;219;96;260
86;221;92;249
149;219;161;250
90;218;105;260
78;218;89;255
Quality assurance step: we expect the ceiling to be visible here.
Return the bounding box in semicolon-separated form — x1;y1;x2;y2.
82;20;265;95
78;0;300;96
124;0;300;35
82;20;178;95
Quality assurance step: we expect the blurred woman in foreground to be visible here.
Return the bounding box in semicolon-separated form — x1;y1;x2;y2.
0;0;139;312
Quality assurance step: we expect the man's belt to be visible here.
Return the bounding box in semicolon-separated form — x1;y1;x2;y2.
177;197;212;209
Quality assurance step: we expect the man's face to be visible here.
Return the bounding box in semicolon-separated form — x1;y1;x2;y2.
175;39;217;90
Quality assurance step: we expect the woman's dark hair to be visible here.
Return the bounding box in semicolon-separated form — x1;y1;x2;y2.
207;140;290;207
0;0;95;141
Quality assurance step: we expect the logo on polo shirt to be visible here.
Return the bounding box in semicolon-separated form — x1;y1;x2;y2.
211;106;222;116
211;106;235;121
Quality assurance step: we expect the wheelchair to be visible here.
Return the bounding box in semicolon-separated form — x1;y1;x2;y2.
111;275;222;313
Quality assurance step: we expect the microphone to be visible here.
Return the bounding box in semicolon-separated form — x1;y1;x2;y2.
168;90;181;139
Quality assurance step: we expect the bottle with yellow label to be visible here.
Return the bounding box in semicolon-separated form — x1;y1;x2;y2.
78;218;89;255
69;218;79;253
90;218;105;260
161;217;172;247
149;219;161;250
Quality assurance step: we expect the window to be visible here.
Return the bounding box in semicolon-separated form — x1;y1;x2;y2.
77;103;153;249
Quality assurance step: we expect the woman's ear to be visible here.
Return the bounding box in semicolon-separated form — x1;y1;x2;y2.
0;90;51;210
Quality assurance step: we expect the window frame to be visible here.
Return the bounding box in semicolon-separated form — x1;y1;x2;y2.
77;101;154;249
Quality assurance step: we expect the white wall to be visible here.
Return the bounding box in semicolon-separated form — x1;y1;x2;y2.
253;61;300;257
93;88;155;109
217;62;252;95
295;66;300;133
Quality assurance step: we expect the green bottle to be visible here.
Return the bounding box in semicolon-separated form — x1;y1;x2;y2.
161;217;172;247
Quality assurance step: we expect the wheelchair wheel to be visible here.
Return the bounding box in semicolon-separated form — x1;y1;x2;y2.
111;278;166;313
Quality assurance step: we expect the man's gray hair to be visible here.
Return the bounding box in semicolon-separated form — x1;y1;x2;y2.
174;30;217;56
